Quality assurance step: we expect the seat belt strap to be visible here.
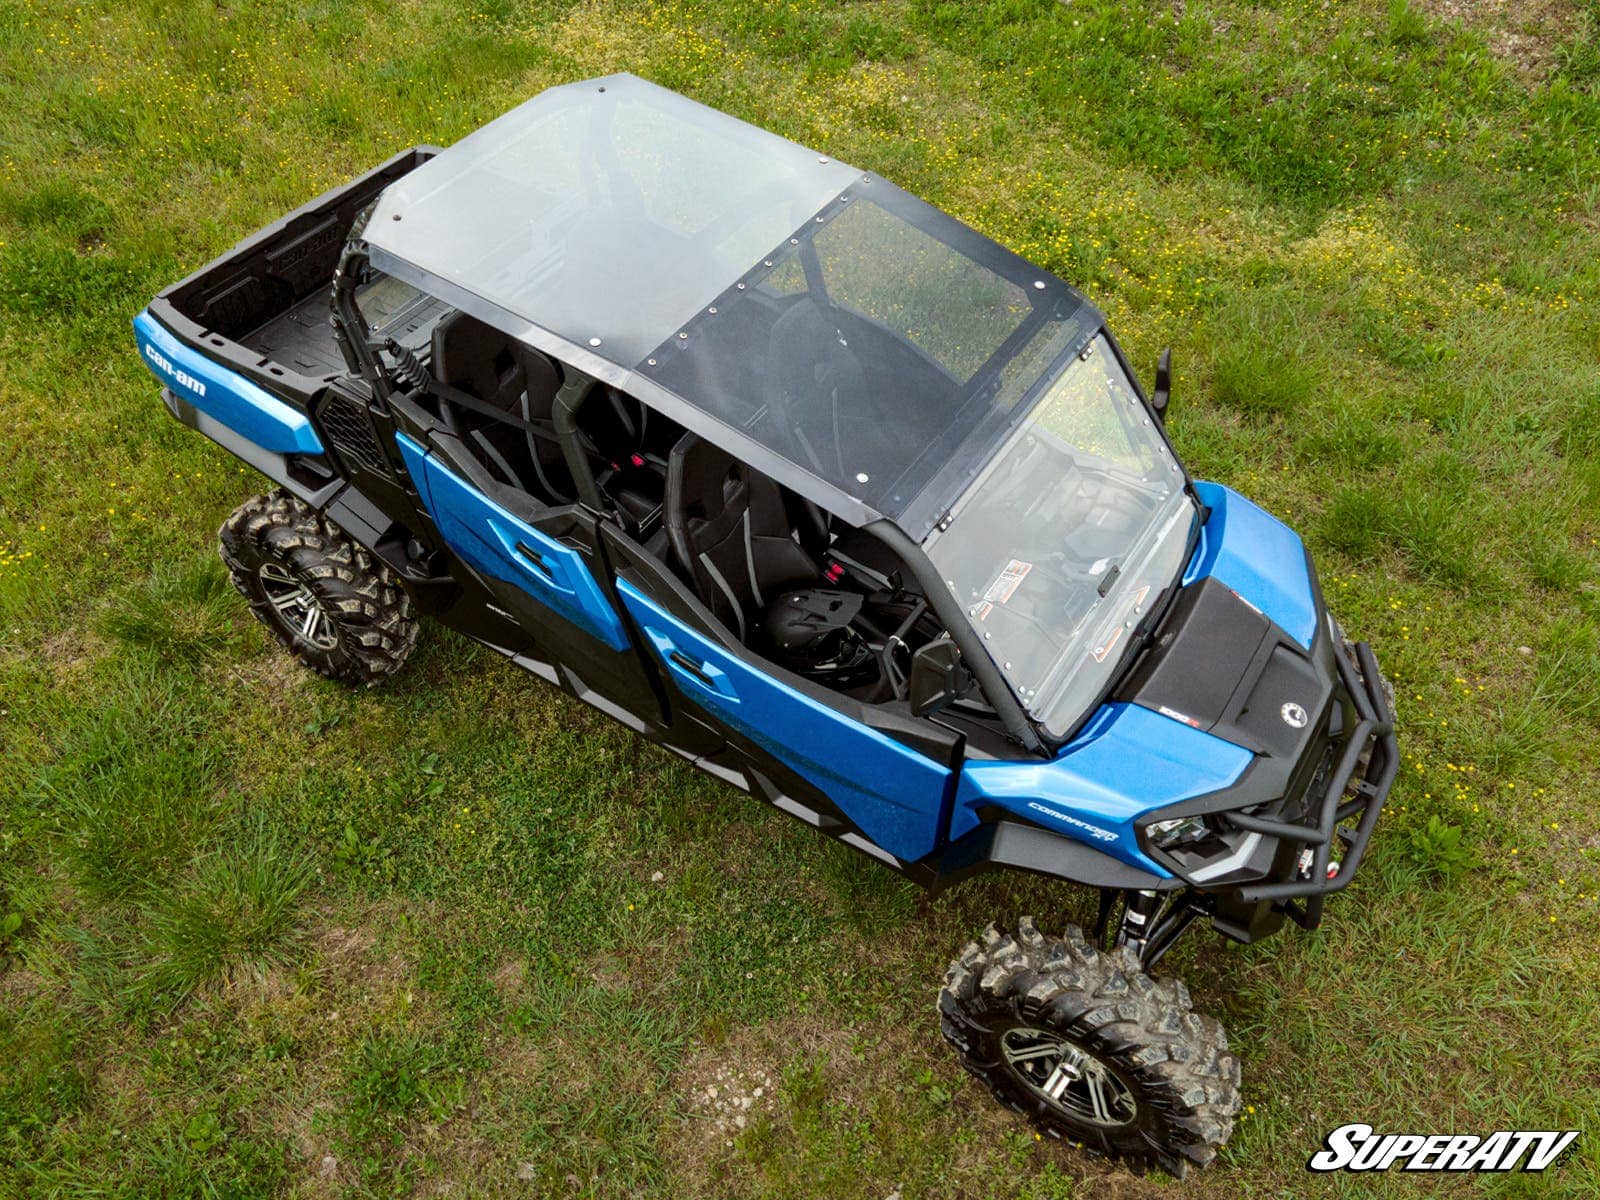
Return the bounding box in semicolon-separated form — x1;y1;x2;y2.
742;509;763;607
698;553;746;642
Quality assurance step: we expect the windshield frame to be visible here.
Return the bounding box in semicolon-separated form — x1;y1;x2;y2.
923;324;1203;749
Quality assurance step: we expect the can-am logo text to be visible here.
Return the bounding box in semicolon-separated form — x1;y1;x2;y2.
1308;1123;1578;1173
143;341;208;398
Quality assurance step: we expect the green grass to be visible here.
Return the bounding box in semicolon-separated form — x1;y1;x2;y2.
3;0;1600;1195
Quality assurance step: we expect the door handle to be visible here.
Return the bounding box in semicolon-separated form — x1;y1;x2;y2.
667;649;737;701
668;649;717;686
514;541;555;579
644;628;739;702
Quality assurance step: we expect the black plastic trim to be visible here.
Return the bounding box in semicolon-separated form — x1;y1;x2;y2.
934;819;1177;892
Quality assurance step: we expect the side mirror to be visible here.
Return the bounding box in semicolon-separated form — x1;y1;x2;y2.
1151;347;1172;419
909;637;972;718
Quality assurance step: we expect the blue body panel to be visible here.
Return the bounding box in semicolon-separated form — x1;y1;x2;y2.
950;703;1253;873
398;433;629;652
395;431;434;509
617;579;952;862
132;311;323;455
1185;481;1317;648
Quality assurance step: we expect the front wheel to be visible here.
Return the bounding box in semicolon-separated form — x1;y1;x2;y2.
219;490;419;687
939;917;1241;1177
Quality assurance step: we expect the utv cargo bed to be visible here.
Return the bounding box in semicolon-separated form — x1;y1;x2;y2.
147;146;440;404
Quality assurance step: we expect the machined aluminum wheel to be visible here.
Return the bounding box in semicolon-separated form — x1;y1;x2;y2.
220;490;418;687
1000;1026;1138;1127
940;918;1241;1177
257;561;340;650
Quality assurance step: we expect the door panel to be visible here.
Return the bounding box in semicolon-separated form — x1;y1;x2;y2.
398;430;669;731
616;577;953;863
398;431;627;651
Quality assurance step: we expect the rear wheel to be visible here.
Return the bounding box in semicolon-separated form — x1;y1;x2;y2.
939;917;1240;1177
219;490;418;686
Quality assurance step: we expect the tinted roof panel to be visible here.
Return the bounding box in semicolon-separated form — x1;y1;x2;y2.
365;73;858;366
364;74;1095;536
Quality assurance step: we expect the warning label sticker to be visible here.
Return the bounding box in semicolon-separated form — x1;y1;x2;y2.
982;559;1033;605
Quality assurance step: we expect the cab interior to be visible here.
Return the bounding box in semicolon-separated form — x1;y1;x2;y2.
405;307;957;711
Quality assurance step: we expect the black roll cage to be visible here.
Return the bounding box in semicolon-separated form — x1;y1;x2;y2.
332;242;1046;752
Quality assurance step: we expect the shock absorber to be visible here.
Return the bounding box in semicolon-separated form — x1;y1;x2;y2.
383;338;429;392
1114;889;1162;959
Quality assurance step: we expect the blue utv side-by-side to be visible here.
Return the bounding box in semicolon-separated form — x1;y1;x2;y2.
133;74;1397;1175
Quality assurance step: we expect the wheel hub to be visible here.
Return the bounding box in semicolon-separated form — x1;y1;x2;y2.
257;562;339;651
1000;1026;1137;1127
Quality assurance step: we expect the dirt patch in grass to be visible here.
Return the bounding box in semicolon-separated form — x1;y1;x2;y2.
490;957;526;998
665;1013;853;1174
220;650;311;729
0;966;46;1002
309;899;435;995
314;921;387;985
37;627;105;685
1419;0;1583;77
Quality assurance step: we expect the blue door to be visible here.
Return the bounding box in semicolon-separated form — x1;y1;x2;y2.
615;578;955;863
397;432;627;651
398;429;676;726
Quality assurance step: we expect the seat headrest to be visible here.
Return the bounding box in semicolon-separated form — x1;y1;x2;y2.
431;310;513;401
667;433;739;524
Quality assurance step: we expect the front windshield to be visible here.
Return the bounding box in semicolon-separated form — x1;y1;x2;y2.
924;334;1196;738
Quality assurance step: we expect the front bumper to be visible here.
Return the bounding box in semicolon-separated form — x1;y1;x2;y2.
1223;639;1397;907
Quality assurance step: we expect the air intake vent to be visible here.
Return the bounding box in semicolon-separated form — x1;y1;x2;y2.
316;390;389;477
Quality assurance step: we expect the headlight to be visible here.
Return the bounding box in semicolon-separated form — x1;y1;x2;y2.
1145;814;1209;849
1144;813;1270;883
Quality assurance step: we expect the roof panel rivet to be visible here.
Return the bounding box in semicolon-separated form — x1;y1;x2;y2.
789;238;799;245
708;305;718;314
816;216;825;223
647;358;657;366
855;472;869;484
392;214;402;221
1033;280;1045;290
588;337;602;347
678;331;688;340
818;156;830;164
736;282;746;290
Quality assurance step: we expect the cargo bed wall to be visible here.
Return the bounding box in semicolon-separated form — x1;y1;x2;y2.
149;146;438;403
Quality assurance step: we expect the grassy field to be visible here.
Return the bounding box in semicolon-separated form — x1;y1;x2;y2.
3;0;1600;1195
